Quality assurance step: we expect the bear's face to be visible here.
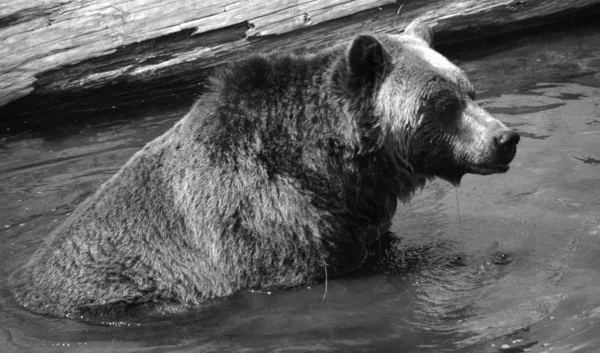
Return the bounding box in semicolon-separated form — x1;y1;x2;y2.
343;19;519;186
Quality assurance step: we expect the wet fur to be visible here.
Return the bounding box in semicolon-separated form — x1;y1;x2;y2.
11;19;514;318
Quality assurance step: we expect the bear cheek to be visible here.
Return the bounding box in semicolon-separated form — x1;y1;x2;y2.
409;127;460;176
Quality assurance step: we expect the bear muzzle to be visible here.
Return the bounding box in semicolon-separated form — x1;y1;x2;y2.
458;101;520;176
466;128;520;176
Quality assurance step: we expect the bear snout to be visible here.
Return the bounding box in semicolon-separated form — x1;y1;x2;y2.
493;129;520;165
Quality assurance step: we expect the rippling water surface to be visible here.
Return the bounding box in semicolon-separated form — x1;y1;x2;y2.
1;24;600;353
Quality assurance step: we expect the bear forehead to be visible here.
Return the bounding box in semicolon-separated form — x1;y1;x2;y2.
378;33;475;98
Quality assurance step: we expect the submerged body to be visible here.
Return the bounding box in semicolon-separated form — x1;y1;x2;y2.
11;19;519;317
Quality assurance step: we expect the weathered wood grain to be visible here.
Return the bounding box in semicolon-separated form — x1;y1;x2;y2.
0;0;396;108
1;0;599;118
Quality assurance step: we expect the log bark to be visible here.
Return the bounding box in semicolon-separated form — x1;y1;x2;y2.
1;0;599;121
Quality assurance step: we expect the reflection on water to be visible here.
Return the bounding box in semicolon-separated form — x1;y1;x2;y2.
1;28;600;353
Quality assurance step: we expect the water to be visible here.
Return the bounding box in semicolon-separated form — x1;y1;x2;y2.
1;24;600;352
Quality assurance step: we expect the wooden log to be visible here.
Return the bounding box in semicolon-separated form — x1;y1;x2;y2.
1;0;599;121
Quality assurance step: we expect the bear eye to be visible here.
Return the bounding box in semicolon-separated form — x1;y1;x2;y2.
468;90;476;100
441;101;459;119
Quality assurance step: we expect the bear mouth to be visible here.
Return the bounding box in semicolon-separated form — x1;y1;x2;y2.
440;163;510;186
466;163;510;175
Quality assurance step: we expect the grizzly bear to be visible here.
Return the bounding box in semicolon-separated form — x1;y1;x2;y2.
11;19;519;318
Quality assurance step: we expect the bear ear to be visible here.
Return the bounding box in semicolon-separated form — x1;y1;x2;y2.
404;18;434;47
346;35;386;78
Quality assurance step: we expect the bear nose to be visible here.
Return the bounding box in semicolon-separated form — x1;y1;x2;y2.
495;130;520;148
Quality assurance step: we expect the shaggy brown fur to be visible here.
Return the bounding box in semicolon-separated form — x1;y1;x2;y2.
11;19;519;318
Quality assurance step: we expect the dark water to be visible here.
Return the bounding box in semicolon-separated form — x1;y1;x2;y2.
1;25;600;353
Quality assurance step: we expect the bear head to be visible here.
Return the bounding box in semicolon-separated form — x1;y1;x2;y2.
335;19;520;186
